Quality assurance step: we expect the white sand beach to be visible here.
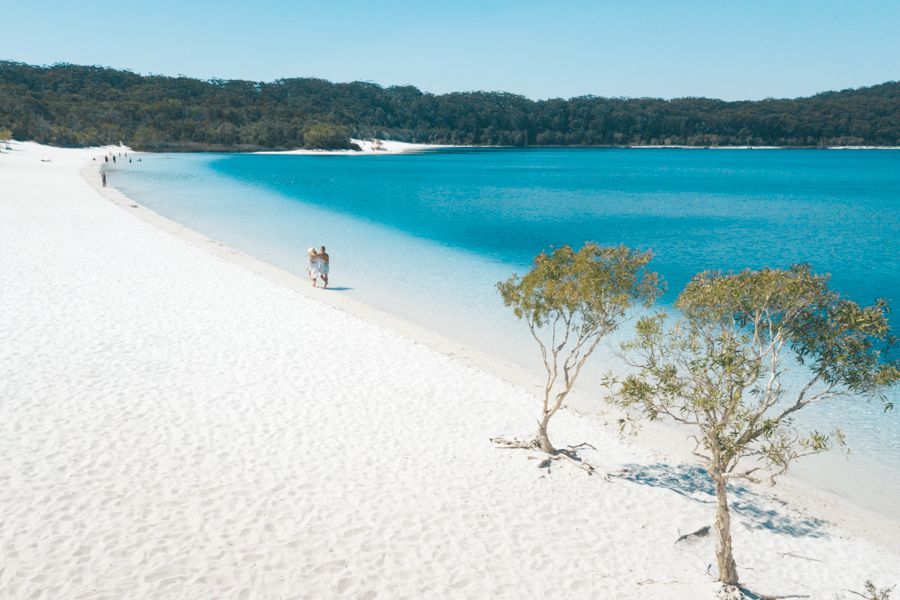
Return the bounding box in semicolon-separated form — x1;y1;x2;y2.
1;141;899;599
254;139;452;155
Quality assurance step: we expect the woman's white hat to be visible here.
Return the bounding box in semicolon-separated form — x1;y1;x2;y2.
307;247;316;255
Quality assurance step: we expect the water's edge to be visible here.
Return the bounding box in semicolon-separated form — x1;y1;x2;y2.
84;160;900;542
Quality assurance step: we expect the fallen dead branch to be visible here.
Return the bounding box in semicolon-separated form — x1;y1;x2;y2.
490;436;598;475
777;551;821;563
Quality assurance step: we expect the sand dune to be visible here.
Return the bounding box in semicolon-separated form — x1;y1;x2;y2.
1;141;898;599
253;138;451;155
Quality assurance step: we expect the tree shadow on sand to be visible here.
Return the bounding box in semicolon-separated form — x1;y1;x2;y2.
616;463;827;538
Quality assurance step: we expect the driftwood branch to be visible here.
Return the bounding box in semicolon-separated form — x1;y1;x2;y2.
490;437;599;475
567;442;597;451
777;551;821;563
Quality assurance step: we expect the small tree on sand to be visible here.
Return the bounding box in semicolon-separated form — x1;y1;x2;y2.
495;243;662;455
607;265;899;587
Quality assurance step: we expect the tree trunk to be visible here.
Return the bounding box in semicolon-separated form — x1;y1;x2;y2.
713;473;739;585
536;413;555;453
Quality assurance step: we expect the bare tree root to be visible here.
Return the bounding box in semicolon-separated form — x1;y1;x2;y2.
490;437;599;476
489;436;541;450
567;441;597;451
544;449;597;475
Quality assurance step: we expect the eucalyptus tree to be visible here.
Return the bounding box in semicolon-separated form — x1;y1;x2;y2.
608;265;899;586
496;243;662;454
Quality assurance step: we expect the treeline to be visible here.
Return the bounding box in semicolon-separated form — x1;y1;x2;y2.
1;61;898;150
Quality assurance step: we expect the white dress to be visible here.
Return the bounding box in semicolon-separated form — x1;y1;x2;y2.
307;255;320;279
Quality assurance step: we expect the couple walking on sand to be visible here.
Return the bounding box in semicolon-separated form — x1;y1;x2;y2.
307;246;330;288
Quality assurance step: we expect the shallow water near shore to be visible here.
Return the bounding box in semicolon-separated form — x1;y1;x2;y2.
108;148;900;517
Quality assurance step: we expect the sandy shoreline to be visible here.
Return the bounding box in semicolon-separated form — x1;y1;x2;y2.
258;140;900;154
253;139;459;155
2;141;899;598
98;149;900;529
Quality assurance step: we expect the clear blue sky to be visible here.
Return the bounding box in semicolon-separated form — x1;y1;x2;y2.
4;0;899;100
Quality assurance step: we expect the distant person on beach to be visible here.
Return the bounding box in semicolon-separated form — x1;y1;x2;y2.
104;156;108;163
317;246;330;288
112;155;116;163
306;247;320;287
101;172;106;187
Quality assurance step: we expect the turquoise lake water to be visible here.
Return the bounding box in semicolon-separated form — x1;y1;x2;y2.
109;148;900;514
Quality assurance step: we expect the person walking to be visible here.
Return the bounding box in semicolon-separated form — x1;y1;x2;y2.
317;246;330;288
306;247;320;287
101;171;107;187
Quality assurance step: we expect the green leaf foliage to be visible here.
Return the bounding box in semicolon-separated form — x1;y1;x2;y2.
302;123;360;150
1;61;898;150
612;265;899;480
498;244;662;332
677;264;900;405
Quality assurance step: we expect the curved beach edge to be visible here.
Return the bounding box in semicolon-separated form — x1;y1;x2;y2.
1;140;898;598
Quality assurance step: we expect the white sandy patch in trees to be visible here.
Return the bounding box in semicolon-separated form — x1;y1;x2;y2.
0;141;898;598
253;138;452;155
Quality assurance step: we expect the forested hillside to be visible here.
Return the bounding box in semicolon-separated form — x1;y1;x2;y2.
1;61;897;150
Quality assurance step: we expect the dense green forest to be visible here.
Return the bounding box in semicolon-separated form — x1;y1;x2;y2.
1;61;898;150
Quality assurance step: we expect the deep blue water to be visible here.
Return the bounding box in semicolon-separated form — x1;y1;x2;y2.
211;148;900;326
110;148;900;514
